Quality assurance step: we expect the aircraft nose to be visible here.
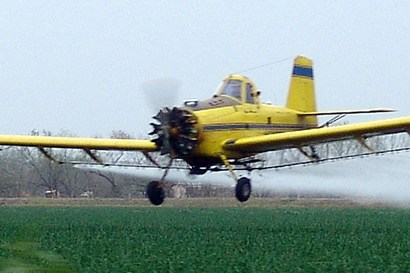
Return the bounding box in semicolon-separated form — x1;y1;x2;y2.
150;107;199;156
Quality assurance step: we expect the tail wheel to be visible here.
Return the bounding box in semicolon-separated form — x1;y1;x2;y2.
146;181;165;206
235;177;252;202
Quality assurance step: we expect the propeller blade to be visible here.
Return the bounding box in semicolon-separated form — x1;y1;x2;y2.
141;78;181;114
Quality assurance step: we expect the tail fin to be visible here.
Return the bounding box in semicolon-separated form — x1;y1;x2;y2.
286;55;317;126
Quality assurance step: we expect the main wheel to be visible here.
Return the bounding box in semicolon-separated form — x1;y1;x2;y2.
235;177;251;202
146;181;165;205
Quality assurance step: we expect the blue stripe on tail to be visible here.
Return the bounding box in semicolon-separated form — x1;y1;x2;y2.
293;66;313;78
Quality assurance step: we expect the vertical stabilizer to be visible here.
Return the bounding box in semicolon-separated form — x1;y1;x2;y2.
286;56;317;125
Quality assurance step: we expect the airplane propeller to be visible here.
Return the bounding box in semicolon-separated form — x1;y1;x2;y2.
149;107;199;157
141;78;181;115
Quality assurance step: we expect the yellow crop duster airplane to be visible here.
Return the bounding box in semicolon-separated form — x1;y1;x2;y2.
0;56;409;205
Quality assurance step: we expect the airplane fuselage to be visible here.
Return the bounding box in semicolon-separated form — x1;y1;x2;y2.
150;62;318;168
187;101;313;163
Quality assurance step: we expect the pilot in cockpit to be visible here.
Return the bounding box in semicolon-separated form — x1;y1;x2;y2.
216;75;260;105
221;80;242;100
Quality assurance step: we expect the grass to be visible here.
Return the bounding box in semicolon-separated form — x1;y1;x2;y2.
0;204;409;272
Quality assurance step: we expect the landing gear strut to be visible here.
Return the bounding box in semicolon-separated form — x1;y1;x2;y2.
146;181;165;206
220;154;252;203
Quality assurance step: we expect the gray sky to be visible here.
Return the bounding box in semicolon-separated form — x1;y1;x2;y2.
1;1;410;137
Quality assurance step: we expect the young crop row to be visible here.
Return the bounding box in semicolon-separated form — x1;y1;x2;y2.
0;207;409;272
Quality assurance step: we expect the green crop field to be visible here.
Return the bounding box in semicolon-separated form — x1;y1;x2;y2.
0;205;409;272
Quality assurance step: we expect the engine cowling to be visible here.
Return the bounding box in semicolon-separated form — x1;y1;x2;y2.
149;107;199;157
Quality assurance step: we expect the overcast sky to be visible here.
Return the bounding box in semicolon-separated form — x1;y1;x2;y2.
1;1;409;137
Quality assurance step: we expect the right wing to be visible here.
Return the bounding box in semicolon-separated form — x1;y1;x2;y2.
0;134;157;152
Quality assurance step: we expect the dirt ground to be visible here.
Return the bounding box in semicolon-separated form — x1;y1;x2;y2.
0;197;398;208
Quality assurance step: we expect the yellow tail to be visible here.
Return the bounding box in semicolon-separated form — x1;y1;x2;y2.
286;55;318;126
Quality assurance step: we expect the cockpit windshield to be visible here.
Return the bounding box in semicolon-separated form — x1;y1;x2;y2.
220;80;242;100
215;75;259;104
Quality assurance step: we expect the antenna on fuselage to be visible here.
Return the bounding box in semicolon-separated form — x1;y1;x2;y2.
233;57;292;74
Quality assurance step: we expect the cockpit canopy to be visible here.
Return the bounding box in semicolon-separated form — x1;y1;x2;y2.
216;74;260;104
183;74;260;111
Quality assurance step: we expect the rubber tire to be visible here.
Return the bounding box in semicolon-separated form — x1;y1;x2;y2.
235;177;251;202
147;181;165;206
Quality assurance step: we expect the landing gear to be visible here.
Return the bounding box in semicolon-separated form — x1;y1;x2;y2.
146;181;165;206
219;154;253;203
235;177;252;202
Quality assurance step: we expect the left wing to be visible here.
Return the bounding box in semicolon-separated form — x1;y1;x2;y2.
0;134;157;152
298;108;394;116
223;117;410;154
